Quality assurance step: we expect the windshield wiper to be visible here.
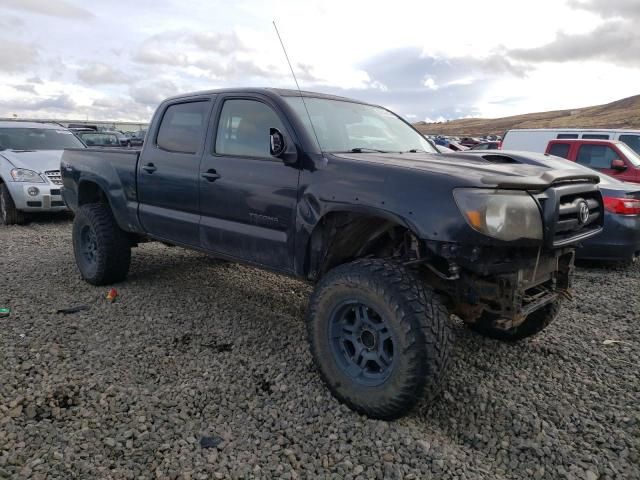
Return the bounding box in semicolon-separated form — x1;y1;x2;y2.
349;147;389;153
403;148;430;153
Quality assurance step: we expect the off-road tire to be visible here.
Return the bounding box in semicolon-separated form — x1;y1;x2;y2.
307;258;452;420
0;183;26;225
468;299;562;342
72;203;131;285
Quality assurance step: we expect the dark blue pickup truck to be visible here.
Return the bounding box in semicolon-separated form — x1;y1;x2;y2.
61;88;604;419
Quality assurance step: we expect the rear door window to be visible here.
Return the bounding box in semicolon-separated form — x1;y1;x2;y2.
619;134;640;154
156;101;209;154
548;143;570;159
576;145;619;169
557;134;578;139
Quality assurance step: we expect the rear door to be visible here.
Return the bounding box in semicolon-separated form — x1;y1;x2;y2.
138;97;213;246
198;94;300;272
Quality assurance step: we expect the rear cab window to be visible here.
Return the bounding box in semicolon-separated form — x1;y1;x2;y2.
548;143;571;159
156;101;209;154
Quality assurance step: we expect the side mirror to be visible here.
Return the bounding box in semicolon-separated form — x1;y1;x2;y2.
270;128;286;157
611;159;627;170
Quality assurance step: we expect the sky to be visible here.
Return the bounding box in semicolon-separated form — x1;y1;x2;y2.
0;0;638;123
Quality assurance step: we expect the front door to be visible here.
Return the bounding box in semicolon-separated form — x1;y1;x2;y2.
199;95;300;272
138;98;212;246
574;143;628;180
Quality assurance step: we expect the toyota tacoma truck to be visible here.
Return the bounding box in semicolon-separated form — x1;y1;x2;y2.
61;88;604;419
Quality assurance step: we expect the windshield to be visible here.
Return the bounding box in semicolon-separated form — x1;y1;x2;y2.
0;127;84;150
285;97;437;154
79;132;120;146
616;142;640;167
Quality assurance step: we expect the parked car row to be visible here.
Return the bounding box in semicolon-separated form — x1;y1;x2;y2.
68;125;147;148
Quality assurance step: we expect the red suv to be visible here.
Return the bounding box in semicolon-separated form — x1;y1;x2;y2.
546;139;640;184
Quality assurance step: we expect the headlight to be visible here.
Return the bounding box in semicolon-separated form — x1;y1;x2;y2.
454;189;543;241
10;168;45;183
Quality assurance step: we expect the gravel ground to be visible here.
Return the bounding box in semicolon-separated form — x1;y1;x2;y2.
0;217;638;480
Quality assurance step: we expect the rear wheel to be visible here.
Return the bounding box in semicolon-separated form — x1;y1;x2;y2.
468;299;561;342
307;258;452;420
72;203;131;285
0;183;25;225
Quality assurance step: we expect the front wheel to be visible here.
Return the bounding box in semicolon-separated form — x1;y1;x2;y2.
72;203;131;285
307;258;452;420
0;183;26;225
468;299;562;342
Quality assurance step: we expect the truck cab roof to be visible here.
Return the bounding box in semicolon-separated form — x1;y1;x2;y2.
162;87;376;106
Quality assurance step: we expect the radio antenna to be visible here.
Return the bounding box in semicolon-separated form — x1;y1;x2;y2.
272;20;323;153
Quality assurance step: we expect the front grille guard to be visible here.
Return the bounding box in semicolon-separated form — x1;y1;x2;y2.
533;182;604;248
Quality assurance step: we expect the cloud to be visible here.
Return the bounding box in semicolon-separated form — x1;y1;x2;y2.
568;0;640;18
423;77;438;90
188;31;247;55
12;84;37;94
77;63;129;85
296;48;516;120
306;47;526;120
508;20;640;67
129;80;179;107
508;0;640;68
32;94;77;110
0;0;93;19
0;40;38;72
90;97;152;122
133;30;245;66
27;76;43;84
0;94;76;112
131;30;285;83
133;46;190;67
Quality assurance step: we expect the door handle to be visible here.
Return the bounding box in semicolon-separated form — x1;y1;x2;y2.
142;163;157;173
201;169;221;182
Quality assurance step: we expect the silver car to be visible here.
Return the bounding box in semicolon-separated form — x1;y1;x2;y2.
0;121;85;225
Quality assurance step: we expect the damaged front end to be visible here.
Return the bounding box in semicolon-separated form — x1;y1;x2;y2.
413;178;604;330
418;243;575;329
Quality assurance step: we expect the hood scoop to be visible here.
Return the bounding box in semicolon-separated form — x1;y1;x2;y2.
481;154;517;164
481;169;600;189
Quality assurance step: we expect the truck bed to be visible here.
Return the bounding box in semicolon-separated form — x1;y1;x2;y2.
61;147;142;232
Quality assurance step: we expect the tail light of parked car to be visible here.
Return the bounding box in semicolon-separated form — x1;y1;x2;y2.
603;196;640;215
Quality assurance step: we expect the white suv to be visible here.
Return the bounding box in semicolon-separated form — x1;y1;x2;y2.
0;122;84;225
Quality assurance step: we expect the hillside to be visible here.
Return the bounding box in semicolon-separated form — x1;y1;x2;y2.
413;94;640;137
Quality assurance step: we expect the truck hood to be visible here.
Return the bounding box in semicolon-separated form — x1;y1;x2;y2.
0;149;64;173
333;152;600;189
